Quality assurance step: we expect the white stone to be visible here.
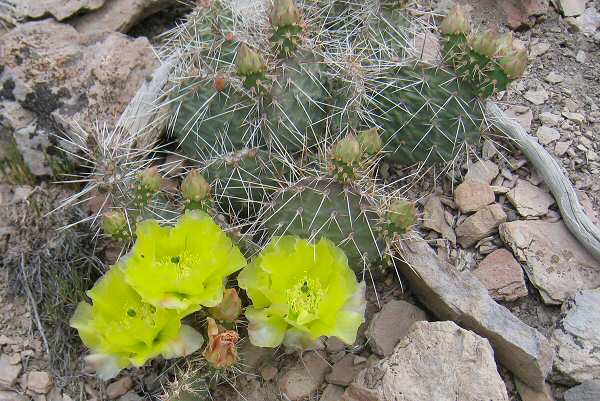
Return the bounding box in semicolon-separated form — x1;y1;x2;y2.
559;0;587;17
544;71;564;84
16;0;105;21
524;89;548;105
539;112;562;126
506;179;555;217
552;289;600;383
536;126;560;145
353;321;509;401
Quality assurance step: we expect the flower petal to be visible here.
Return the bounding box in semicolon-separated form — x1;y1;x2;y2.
246;307;288;347
161;324;205;359
85;353;129;380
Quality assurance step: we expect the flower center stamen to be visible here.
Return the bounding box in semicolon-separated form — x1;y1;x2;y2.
287;276;324;316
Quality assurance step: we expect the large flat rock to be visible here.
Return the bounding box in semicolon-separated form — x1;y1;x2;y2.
499;220;600;304
347;321;509;401
552;289;600;384
395;237;554;391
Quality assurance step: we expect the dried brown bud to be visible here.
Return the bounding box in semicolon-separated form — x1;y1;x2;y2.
203;318;239;369
208;288;242;322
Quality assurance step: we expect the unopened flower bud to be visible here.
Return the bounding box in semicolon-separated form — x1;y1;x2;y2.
493;32;514;58
235;44;266;76
333;134;361;164
439;4;471;36
181;170;211;203
357;128;383;155
213;75;228;92
470;29;498;58
387;199;417;234
203;318;239;369
139;167;162;193
271;0;300;27
499;48;528;80
208;288;242;322
101;211;129;240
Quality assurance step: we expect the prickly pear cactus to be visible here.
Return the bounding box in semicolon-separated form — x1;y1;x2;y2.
165;1;527;168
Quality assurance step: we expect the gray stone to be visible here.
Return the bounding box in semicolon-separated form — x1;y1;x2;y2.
367;300;427;357
505;106;533;131
539;112;562;126
464;160;499;184
422;195;456;244
15;0;105;20
473;248;528;302
118;391;143;401
564;380;600;401
500;221;600;304
568;8;600;36
555;141;571;156
514;379;555;401
25;371;53;394
326;354;365;386
0;391;28;401
456;204;507;248
278;351;330;401
552;290;600;384
558;0;586;17
506;180;555;217
72;0;176;35
395;236;554;390
107;376;133;399
575;50;587;63
536;126;560;145
353;321;509;401
320;384;345;401
0;354;21;390
524;88;548;105
544;72;564;84
530;42;550;58
454;181;495;213
0;19;157;152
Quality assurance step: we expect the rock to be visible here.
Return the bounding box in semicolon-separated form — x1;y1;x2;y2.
260;365;278;381
524;88;548;105
506;180;555;217
422;195;456;244
539;112;562;126
575;50;587;63
0;354;21;390
465;160;499;184
558;0;586;17
456;204;507;248
395;236;554;390
353;321;509;401
567;7;600;36
564;380;600;401
544;71;563;84
15;0;105;20
454;181;495;213
0;391;29;401
25;371;53;394
562;111;585;123
72;0;176;35
118;391;143;401
536;126;560;145
341;383;379;401
238;341;276;372
505;106;534;131
0;20;157;174
325;337;345;353
552;289;600;383
500;221;600;304
530;42;550;57
320;384;345;401
278;351;330;401
473;248;528;302
554;141;571;156
366;300;427;357
326;354;365;386
514;379;555;401
107;376;133;399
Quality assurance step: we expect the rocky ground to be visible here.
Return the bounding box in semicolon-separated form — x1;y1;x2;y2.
1;0;600;401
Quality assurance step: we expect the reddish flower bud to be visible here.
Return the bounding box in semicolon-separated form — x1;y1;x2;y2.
271;0;301;27
387;199;418;234
333;134;361;164
357;128;383;155
203;318;239;369
213;75;228;92
499;48;528;80
139;167;162;193
180;169;211;203
439;4;471;36
208;288;242;322
494;32;514;58
470;29;498;58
